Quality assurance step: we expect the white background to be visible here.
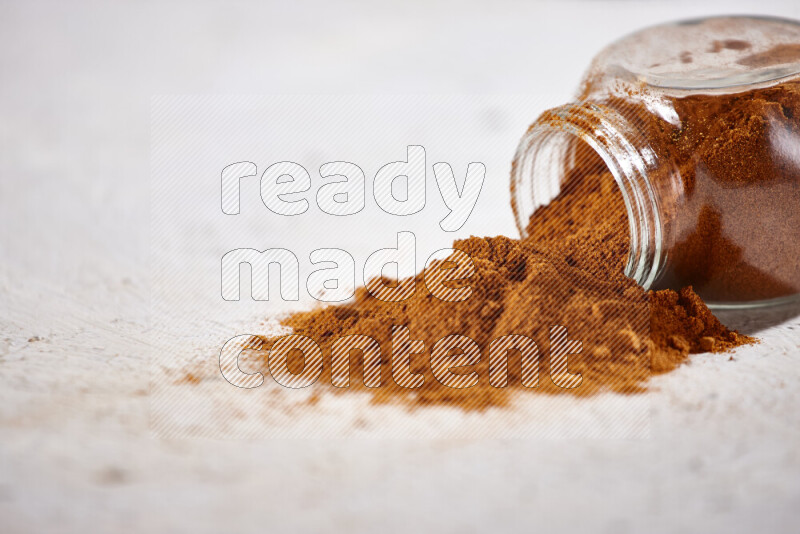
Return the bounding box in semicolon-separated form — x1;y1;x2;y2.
2;0;800;532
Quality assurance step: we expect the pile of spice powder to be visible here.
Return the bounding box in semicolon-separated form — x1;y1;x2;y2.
203;28;800;410
253;153;754;410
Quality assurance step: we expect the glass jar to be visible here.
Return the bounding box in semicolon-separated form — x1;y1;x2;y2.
512;16;800;308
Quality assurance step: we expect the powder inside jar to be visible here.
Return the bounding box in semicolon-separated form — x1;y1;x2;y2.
604;80;800;302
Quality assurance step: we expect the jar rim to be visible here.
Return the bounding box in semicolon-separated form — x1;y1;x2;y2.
511;103;667;288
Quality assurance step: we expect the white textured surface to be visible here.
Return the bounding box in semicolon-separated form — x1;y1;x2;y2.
2;1;800;532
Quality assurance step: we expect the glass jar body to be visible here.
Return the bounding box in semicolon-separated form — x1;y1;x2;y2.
512;16;800;307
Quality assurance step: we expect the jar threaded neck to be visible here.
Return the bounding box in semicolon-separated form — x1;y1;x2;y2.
511;102;667;289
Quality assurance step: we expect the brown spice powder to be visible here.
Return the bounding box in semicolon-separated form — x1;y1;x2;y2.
188;21;800;410
605;80;800;301
253;159;753;410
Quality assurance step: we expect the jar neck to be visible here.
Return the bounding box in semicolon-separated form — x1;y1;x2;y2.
511;101;668;288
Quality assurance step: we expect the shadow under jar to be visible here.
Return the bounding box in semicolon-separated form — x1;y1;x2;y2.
512;16;800;308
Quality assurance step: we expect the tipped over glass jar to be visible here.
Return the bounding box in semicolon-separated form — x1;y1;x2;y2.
512;16;800;308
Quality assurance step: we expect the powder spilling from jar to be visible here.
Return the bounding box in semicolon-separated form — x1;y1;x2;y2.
513;14;800;307
252;159;753;410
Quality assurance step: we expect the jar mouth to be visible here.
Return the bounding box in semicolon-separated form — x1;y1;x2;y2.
511;103;666;289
